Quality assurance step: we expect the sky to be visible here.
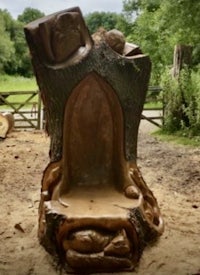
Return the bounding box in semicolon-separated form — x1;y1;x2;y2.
0;0;123;19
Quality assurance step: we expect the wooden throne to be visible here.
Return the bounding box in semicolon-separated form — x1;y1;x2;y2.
24;7;164;273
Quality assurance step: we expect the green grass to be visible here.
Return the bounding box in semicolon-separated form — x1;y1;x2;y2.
0;75;37;91
152;129;200;147
144;101;163;109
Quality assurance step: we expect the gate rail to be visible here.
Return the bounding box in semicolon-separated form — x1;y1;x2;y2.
0;90;42;129
142;86;163;127
0;86;163;129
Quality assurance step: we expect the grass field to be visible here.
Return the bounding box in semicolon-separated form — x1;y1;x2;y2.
0;75;37;91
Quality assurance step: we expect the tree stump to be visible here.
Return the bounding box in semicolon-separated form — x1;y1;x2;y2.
172;44;193;78
25;7;164;273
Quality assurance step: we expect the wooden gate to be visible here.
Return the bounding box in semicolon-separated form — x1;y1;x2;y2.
142;86;163;127
0;90;42;129
0;87;163;130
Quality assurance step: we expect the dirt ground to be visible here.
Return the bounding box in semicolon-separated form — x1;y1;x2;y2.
0;124;200;275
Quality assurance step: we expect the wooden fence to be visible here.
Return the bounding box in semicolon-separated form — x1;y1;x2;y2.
0;87;163;130
142;86;163;128
0;90;42;129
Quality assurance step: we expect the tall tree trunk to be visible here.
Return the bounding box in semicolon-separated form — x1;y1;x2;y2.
172;44;193;78
172;44;193;127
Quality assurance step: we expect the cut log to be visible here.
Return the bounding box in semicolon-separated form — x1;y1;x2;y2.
0;112;14;138
4;112;14;133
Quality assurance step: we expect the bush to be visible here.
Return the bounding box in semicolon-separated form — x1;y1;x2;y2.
161;66;200;137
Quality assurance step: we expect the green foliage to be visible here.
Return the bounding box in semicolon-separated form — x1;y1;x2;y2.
17;7;45;24
161;67;200;136
84;12;123;34
122;0;200;137
0;8;45;77
122;0;200;83
0;11;15;73
123;0;160;15
4;20;32;76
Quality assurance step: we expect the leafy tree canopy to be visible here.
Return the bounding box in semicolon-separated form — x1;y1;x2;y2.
0;7;45;76
17;7;45;24
122;0;200;136
122;0;200;83
85;11;123;34
0;10;15;73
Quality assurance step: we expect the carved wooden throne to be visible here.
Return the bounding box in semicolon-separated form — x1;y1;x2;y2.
25;7;164;273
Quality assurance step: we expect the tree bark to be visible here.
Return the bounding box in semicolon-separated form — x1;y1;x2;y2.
25;7;164;273
24;10;151;163
172;44;193;78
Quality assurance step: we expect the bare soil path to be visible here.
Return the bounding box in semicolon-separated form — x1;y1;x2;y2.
0;125;200;275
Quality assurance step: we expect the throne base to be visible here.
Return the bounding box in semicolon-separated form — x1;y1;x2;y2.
39;185;161;273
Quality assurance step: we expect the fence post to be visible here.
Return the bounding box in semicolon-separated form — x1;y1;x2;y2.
37;91;42;129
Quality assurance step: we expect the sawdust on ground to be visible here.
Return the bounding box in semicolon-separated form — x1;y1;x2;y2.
0;125;200;275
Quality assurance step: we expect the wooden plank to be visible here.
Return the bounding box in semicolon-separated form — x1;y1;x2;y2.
3;102;38;105
0;91;38;95
143;107;163;111
15;125;36;129
37;93;42;129
14;118;38;122
141;114;162;128
141;116;163;119
13;111;38;114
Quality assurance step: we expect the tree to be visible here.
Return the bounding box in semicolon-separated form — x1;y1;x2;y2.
122;0;200;136
5;20;33;76
85;12;123;34
122;0;200;83
0;10;15;73
6;7;45;76
0;7;45;76
17;7;45;24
